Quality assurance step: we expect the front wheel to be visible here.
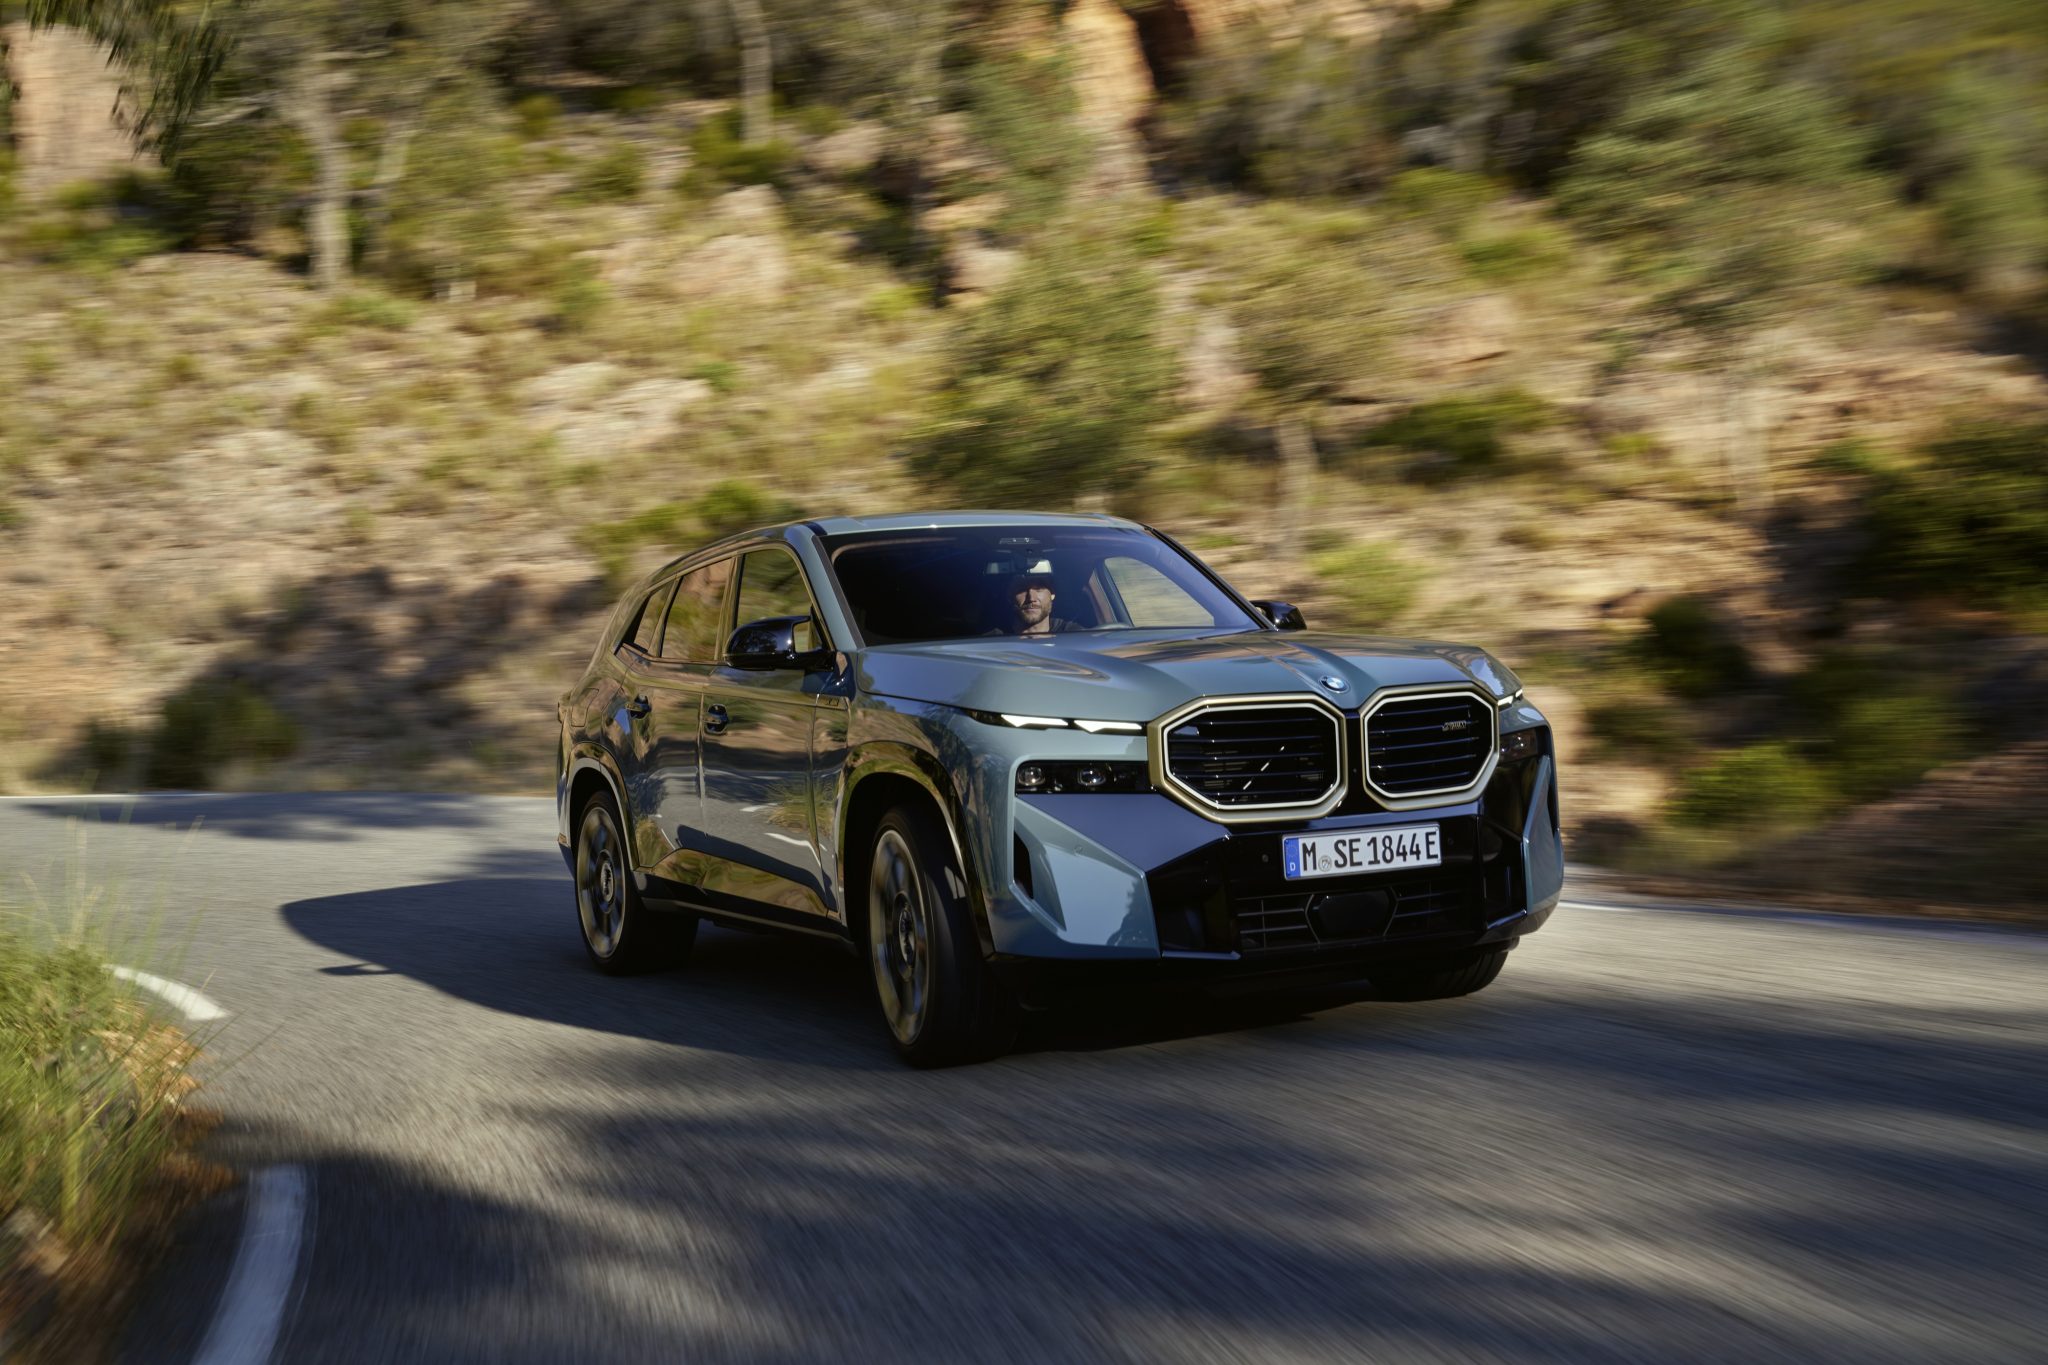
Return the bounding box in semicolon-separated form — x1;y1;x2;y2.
1367;946;1509;1002
867;804;1016;1067
575;790;695;975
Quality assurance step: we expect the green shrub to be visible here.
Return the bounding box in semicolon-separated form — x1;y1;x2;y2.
549;262;609;334
1385;169;1495;235
911;223;1175;506
514;93;563;141
325;290;418;331
1164;22;1391;196
1791;650;1964;802
794;104;844;138
1361;387;1555;477
0;922;204;1264
144;679;299;789
381;85;518;294
1309;539;1424;630
690;359;740;394
1859;415;2048;615
19;174;176;270
968;48;1091;233
696;480;798;537
686;114;795;191
1673;741;1837;830
1638;595;1751;698
574;142;648;202
861;283;924;325
1457;221;1573;283
595;85;663;118
1585;686;1696;761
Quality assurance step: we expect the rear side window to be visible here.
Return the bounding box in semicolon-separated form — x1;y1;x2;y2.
622;581;676;656
733;549;819;651
661;558;735;663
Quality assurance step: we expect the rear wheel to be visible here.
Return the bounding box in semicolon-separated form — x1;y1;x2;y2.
1367;946;1509;1002
867;803;1016;1067
575;789;695;975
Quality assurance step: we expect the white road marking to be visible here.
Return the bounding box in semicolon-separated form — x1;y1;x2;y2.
193;1165;311;1365
107;966;229;1022
763;832;812;849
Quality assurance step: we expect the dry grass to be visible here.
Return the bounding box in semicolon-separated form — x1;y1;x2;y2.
0;881;224;1362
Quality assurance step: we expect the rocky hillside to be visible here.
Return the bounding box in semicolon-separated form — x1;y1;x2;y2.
3;1;2045;910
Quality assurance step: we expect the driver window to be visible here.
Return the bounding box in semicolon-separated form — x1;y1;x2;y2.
732;549;818;652
660;558;734;663
1101;557;1215;628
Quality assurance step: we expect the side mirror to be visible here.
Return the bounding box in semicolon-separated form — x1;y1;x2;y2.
727;615;834;672
1251;599;1307;632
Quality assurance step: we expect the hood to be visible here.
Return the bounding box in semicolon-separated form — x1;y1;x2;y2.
855;629;1519;722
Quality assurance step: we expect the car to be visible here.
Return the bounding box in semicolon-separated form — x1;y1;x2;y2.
556;511;1563;1065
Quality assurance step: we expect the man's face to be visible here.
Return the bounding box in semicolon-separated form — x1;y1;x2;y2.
1011;578;1054;631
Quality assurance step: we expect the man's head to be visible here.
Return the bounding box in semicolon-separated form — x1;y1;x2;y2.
1007;559;1056;633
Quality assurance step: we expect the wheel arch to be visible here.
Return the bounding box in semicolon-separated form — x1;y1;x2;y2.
838;746;993;957
566;751;629;849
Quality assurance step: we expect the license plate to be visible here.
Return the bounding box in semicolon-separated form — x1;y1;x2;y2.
1283;825;1441;880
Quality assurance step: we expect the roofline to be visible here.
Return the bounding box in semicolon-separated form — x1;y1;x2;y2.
633;510;1147;587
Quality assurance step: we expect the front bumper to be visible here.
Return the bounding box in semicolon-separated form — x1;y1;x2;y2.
989;749;1563;970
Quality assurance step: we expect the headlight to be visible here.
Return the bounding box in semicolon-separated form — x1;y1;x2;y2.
1015;760;1150;794
1499;729;1542;763
966;710;1144;733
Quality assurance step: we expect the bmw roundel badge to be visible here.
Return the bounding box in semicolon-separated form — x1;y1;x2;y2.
1320;675;1348;692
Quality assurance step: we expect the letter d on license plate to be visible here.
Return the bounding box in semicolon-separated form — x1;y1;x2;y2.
1283;825;1441;880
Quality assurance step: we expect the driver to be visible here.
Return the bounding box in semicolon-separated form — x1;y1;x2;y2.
990;558;1078;635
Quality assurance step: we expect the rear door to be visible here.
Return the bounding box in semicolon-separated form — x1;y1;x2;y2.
697;547;833;921
618;559;733;885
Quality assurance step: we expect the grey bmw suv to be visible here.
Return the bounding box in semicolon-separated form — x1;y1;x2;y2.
557;512;1562;1065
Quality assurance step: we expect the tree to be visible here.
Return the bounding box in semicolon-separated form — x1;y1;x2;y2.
1559;32;1872;514
730;0;771;144
795;0;959;289
32;0;524;289
1229;235;1384;575
911;221;1176;506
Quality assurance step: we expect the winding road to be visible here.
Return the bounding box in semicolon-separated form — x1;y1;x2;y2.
3;794;2042;1364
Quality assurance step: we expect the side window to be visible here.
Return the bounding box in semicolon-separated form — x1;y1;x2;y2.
660;558;734;663
1101;556;1215;628
732;549;819;653
623;580;676;657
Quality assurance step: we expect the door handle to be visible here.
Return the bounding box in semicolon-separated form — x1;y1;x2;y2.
624;695;652;718
704;703;730;735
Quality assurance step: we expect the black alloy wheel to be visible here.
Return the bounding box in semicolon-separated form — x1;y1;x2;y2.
576;788;695;975
866;803;1017;1067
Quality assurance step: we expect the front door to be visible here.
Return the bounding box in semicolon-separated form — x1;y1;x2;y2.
698;547;831;920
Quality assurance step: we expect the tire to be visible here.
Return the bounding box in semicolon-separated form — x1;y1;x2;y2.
1367;946;1509;1002
574;788;696;975
866;802;1018;1067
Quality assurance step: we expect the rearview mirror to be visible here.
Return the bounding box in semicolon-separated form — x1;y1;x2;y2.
1251;599;1307;631
727;615;834;672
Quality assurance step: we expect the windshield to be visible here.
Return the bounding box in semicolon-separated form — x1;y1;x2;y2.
823;526;1262;646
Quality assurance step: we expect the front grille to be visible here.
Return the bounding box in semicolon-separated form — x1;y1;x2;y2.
1364;692;1494;799
1236;877;1477;953
1162;703;1340;810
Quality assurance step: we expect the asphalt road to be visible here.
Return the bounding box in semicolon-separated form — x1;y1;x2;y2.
2;794;2043;1364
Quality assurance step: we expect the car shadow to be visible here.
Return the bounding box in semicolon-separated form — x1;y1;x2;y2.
278;873;1395;1067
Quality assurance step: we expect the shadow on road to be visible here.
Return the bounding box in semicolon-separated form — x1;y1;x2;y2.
279;871;1396;1067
